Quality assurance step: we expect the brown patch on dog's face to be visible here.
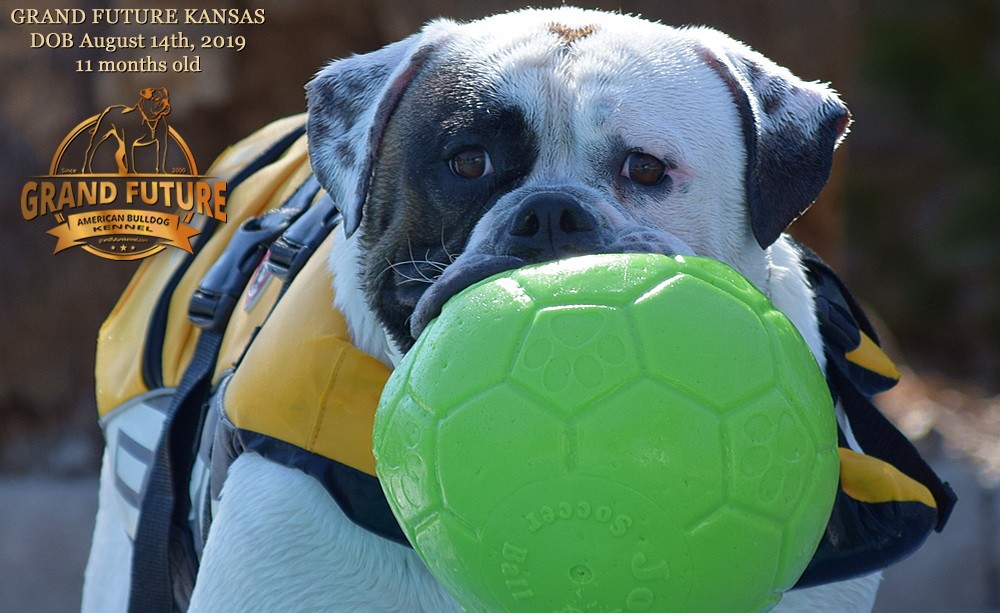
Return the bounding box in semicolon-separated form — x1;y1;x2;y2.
548;22;597;45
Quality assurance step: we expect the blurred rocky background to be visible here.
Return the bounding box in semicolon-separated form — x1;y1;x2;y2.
0;0;997;611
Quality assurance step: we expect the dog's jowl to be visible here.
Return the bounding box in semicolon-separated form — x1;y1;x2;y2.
83;8;954;613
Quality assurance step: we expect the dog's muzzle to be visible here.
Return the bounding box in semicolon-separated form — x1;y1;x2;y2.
410;192;605;339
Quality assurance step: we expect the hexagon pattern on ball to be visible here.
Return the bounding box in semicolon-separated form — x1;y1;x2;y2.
373;253;839;613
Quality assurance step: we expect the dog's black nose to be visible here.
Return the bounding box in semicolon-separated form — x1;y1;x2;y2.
508;193;598;260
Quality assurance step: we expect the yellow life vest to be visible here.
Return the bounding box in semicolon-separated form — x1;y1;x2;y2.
96;115;406;560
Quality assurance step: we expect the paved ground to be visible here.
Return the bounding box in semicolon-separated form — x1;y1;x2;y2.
1;454;995;613
872;453;1000;613
0;477;98;613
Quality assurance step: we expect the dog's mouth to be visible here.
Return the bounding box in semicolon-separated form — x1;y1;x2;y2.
409;253;526;339
406;223;695;341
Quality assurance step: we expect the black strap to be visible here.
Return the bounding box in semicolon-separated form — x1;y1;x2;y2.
142;125;307;389
128;125;307;612
266;179;335;284
128;329;223;613
187;205;305;332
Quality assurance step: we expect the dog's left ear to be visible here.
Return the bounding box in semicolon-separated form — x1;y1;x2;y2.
694;28;851;249
306;20;458;238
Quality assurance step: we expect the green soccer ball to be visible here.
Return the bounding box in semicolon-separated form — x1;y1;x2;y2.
373;253;839;613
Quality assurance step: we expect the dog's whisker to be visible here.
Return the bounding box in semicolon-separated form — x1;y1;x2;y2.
373;258;398;285
396;274;435;286
439;226;458;264
376;258;449;286
402;240;434;284
406;238;418;277
391;258;449;274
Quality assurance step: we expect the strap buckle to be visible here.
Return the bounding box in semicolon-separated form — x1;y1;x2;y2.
189;207;301;331
267;191;340;283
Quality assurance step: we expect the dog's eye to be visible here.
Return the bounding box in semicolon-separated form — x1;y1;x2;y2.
450;147;494;179
621;152;667;186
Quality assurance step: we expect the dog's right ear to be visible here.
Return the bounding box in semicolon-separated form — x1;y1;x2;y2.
306;21;457;238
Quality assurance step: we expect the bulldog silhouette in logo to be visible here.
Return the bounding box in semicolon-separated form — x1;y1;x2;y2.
83;87;171;174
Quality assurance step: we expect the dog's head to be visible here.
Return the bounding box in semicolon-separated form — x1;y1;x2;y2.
306;8;848;354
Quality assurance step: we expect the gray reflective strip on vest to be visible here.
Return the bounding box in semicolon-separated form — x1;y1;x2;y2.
99;388;175;541
99;386;219;558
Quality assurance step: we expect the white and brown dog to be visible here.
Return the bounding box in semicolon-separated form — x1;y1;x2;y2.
84;7;917;613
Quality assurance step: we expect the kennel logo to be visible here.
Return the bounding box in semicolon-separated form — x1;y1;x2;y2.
19;87;227;261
